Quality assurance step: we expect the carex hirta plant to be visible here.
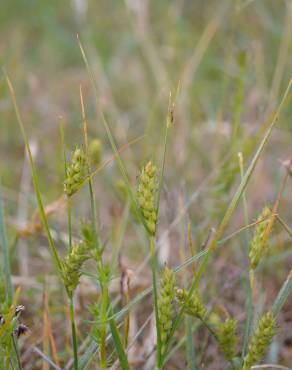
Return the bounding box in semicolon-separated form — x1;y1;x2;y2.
5;61;292;370
137;160;165;366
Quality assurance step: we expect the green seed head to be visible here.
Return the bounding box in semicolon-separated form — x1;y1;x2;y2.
137;161;158;236
64;146;88;197
175;288;207;319
158;267;176;355
249;207;272;270
88;138;102;167
243;311;276;370
217;318;238;361
61;241;90;295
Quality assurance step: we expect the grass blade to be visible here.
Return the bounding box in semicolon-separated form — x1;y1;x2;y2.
272;270;292;317
5;72;62;274
185;316;196;370
156;89;177;216
108;308;130;370
0;185;13;303
238;152;253;357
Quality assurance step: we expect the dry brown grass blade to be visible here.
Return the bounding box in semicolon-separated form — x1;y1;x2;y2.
118;258;133;349
42;287;61;368
18;196;66;238
263;169;289;245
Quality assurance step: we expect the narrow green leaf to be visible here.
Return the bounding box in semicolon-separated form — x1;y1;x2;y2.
5;72;63;274
156;89;177;216
185;317;196;370
0;185;13;303
272;270;292;317
78;340;98;370
109;308;130;370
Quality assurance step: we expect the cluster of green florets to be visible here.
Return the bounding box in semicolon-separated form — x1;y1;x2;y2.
158;267;176;355
88;138;102;167
64;147;88;197
243;311;276;370
175;288;207;319
61;241;90;295
249;206;272;270
137;161;158;236
217;318;238;361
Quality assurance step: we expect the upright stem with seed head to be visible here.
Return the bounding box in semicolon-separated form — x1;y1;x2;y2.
80;88;108;368
137;162;162;367
67;201;78;370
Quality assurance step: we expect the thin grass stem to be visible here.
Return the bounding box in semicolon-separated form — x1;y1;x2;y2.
69;296;78;370
149;236;162;368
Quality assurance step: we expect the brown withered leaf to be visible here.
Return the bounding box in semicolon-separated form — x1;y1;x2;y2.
18;195;66;238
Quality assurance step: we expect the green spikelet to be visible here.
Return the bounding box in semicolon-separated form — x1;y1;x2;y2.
175;288;207;319
137;161;158;236
243;311;276;370
61;241;90;295
249;207;272;270
64;146;88;197
158;267;175;355
88;138;102;167
217;318;238;361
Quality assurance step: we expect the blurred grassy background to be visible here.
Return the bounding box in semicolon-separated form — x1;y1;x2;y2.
1;0;291;234
0;0;291;368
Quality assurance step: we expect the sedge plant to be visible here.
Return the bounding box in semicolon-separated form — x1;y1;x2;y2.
3;59;292;370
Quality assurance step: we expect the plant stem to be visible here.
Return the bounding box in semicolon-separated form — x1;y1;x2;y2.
0;186;13;304
238;152;253;358
149;236;162;368
69;296;78;370
67;197;72;251
11;334;21;370
99;281;109;369
80;83;109;367
80;85;99;252
67;197;78;369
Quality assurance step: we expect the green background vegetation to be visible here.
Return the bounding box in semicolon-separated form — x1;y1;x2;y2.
0;0;291;369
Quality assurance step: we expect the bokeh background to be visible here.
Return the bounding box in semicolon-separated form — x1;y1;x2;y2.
0;0;291;368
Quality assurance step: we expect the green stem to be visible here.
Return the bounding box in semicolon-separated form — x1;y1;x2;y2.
88;180;98;246
149;236;162;368
67;197;77;369
67;197;72;251
0;186;13;304
11;334;21;370
69;296;78;370
99;282;109;369
238;153;253;359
